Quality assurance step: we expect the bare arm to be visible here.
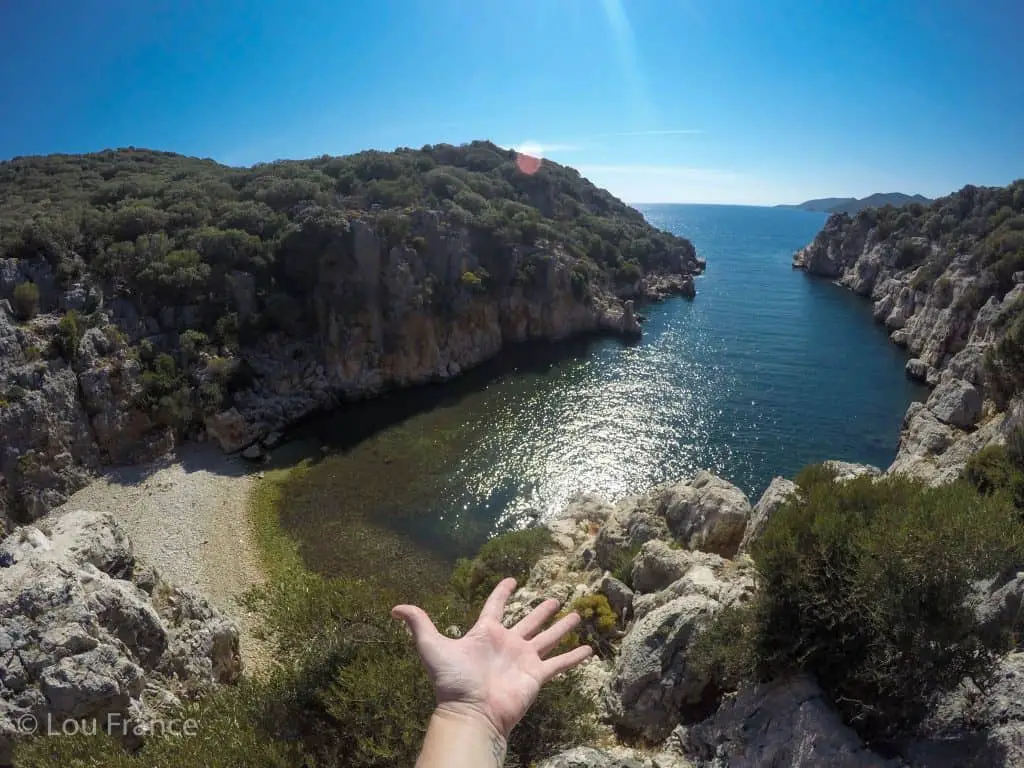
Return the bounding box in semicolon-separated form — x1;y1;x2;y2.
392;577;593;768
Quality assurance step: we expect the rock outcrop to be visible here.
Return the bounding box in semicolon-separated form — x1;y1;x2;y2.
0;509;241;760
682;675;893;767
519;464;1024;768
793;192;1024;485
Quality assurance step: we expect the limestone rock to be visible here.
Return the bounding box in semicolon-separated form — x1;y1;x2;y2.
631;540;693;594
596;495;671;571
738;477;798;554
599;574;635;622
663;472;752;558
902;653;1024;767
631;553;755;621
605;594;720;740
905;358;930;382
929;379;983;429
683;676;892;767
0;510;241;753
204;408;259;453
824;461;882;482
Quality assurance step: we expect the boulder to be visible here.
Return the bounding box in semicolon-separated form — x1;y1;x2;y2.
683;675;892;767
663;472;751;558
738;477;798;554
969;571;1024;638
599;574;635;622
630;540;692;594
595;495;671;571
929;379;983;429
204;408;259;453
605;593;720;740
631;553;756;621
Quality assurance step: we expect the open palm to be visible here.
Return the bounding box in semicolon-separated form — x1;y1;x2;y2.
392;577;593;738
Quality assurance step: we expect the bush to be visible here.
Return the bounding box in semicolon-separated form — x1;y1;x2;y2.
963;429;1024;510
748;469;1024;741
451;527;554;608
11;281;40;321
688;604;758;693
608;544;641;587
54;310;82;360
560;594;618;657
985;312;1024;405
460;269;485;291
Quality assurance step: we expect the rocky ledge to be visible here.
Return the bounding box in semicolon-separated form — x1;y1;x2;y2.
513;467;1024;768
0;509;241;763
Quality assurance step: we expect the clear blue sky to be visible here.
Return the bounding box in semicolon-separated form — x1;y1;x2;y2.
1;0;1021;204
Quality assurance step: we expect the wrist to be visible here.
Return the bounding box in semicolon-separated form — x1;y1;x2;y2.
433;701;509;745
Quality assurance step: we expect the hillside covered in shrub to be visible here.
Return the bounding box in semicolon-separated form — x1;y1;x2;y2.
0;142;702;525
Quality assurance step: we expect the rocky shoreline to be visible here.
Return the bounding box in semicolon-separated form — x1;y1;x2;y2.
793;211;1024;485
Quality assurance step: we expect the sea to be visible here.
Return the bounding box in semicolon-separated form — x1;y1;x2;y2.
283;204;928;575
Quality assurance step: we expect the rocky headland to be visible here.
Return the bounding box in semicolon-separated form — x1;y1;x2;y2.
0;142;702;531
794;181;1024;485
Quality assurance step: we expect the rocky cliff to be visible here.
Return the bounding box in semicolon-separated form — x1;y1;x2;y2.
0;143;703;529
793;181;1024;484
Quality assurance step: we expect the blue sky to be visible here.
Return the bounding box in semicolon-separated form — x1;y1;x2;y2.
1;0;1021;204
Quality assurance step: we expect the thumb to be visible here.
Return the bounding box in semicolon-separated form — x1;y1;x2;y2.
391;604;441;649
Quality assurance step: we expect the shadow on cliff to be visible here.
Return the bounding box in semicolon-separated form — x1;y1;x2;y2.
297;333;619;454
890;729;1015;767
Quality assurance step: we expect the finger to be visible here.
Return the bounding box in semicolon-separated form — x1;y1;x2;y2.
479;577;517;623
512;598;561;639
530;611;580;656
391;604;442;651
541;644;593;681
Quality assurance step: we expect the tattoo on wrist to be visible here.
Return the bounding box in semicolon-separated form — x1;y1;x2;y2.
490;736;506;767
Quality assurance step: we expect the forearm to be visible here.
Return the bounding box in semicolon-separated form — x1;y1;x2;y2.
416;704;507;768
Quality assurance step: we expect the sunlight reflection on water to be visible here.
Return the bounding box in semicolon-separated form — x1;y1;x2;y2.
287;205;927;576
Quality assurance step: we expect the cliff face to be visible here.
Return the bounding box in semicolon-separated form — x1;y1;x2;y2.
213;214;674;450
793;181;1024;483
0;145;702;528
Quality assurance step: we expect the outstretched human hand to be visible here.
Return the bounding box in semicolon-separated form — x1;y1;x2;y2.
392;577;593;760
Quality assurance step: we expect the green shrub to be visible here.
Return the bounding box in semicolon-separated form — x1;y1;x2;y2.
450;527;554;607
963;429;1024;510
986;310;1024;405
460;269;485;291
749;469;1024;741
608;544;641;587
688;604;758;693
560;594;618;657
4;385;27;404
54;310;82;360
11;281;40;320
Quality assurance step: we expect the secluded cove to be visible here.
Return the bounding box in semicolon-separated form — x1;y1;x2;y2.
278;204;928;584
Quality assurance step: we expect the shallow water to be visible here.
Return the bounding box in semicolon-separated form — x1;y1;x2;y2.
283;204;927;575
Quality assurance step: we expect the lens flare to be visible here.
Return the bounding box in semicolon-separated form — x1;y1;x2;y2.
513;142;544;175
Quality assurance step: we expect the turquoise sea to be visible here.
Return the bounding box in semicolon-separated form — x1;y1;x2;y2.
289;204;928;573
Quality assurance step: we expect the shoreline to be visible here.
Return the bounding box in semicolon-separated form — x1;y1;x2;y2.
53;442;272;674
